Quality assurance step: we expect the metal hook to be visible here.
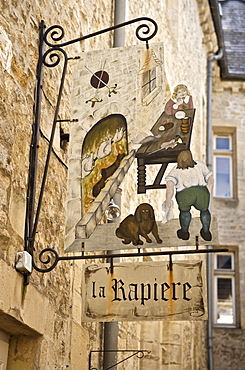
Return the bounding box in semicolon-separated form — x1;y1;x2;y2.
81;242;85;256
168;254;173;271
110;257;114;274
195;235;199;250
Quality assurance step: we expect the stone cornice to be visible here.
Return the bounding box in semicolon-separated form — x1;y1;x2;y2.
197;0;219;55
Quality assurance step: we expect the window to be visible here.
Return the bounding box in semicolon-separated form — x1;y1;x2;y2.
213;252;237;326
213;128;237;198
139;47;163;105
142;68;157;99
141;66;162;106
213;135;232;197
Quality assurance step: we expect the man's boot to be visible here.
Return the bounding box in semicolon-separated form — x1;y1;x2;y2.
200;210;212;241
177;211;191;240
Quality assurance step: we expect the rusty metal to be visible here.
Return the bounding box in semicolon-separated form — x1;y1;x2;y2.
88;349;151;370
168;253;173;271
110;258;114;274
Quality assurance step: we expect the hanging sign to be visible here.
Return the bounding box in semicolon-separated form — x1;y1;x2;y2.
82;260;207;322
65;43;165;251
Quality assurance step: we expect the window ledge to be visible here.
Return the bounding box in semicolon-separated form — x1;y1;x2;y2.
213;325;237;329
142;87;161;106
213;197;238;207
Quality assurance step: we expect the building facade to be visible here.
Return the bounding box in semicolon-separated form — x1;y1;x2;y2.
0;0;244;369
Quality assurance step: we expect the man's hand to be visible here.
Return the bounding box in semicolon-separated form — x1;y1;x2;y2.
165;180;175;207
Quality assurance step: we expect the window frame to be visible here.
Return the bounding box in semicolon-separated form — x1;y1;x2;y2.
213;152;233;198
138;46;164;106
141;66;161;105
212;127;237;199
142;68;157;98
213;248;239;328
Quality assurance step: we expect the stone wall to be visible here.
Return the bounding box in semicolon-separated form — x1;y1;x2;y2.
0;0;220;369
212;79;245;370
0;1;112;369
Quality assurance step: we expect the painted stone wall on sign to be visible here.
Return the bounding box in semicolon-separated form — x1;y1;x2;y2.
82;261;207;322
65;43;165;249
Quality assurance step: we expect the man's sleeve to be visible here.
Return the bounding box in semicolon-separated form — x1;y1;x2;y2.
165;168;178;186
200;162;212;182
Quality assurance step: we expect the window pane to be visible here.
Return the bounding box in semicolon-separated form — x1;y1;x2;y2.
150;68;156;92
217;278;234;324
217;255;232;269
216;137;230;150
142;71;150;99
215;157;231;197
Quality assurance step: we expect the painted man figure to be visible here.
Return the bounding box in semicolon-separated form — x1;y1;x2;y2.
164;84;193;116
164;150;214;241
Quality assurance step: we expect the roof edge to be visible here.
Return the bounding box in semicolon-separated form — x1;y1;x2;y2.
208;0;245;81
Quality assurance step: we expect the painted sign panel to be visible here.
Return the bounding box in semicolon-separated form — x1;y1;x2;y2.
65;43;165;251
82;260;207;322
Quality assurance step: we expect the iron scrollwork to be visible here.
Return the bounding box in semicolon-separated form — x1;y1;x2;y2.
88;349;151;370
42;46;68;69
30;247;229;274
32;248;59;273
43;17;158;48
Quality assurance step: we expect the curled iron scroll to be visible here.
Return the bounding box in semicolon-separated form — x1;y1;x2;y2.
32;248;59;273
44;17;158;48
46;25;64;44
42;47;68;68
44;25;66;47
135;19;158;42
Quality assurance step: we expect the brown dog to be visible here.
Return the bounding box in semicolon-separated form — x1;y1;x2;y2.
115;203;162;246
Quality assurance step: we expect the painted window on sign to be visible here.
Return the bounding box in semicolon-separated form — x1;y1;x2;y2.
213;135;233;197
214;252;236;326
142;67;157;99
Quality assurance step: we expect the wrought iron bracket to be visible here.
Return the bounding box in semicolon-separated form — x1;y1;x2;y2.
23;18;158;284
22;18;228;284
88;349;151;370
29;246;228;275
